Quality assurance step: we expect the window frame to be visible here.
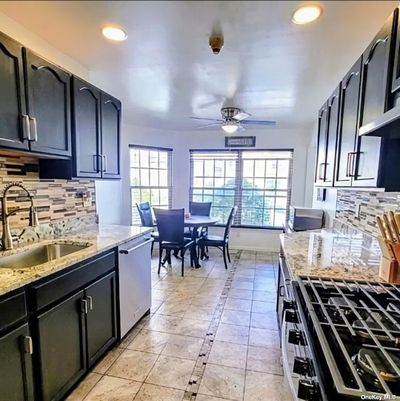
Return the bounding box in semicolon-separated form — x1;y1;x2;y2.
129;144;173;225
189;148;293;230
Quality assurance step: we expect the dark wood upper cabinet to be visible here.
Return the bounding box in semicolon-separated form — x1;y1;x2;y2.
324;84;341;185
315;102;328;185
391;8;400;93
24;49;72;157
72;77;102;178
0;323;34;401
335;58;362;187
0;32;29;150
353;13;394;187
101;92;121;179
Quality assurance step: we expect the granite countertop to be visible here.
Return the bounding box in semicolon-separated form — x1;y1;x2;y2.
0;224;153;296
280;228;383;282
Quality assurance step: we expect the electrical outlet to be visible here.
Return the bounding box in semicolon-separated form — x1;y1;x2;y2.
83;195;92;207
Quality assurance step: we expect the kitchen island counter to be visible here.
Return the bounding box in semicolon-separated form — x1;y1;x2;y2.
280;227;383;282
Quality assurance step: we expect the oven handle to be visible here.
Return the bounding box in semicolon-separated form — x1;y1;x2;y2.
281;310;300;401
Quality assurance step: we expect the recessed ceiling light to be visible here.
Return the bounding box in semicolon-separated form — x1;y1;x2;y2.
102;26;127;41
292;4;322;25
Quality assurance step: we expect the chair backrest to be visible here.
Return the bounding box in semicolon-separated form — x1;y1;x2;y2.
154;208;185;244
224;206;238;241
189;201;212;216
136;202;154;227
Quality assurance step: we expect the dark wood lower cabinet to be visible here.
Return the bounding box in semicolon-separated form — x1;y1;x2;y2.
0;323;34;401
36;291;87;401
86;272;117;367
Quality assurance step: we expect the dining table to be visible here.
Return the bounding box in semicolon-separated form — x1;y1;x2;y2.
162;215;219;268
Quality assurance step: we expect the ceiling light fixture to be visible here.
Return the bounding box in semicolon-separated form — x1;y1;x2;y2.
102;26;128;41
222;121;240;134
292;4;322;25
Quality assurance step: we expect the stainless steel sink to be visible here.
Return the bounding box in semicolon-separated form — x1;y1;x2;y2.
0;243;90;269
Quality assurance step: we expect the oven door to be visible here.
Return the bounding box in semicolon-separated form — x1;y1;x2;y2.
281;309;322;401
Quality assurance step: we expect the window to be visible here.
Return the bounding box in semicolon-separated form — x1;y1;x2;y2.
190;149;293;228
130;145;172;224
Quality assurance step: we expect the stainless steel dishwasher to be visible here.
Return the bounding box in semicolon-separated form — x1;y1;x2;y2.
118;236;153;339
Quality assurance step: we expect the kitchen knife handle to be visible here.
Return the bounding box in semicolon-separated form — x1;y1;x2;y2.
377;216;388;240
383;214;396;243
389;211;400;241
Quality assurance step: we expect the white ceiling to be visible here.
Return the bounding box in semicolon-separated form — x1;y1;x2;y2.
0;1;398;131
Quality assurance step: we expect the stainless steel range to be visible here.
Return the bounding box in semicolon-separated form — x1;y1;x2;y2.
281;276;400;400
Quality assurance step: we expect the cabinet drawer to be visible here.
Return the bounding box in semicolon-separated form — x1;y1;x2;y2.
0;292;27;333
31;250;116;311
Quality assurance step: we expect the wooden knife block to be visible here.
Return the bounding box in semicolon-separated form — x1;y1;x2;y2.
379;256;400;283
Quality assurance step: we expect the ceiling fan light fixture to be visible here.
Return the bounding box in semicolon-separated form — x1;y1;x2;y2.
292;4;322;25
222;121;240;134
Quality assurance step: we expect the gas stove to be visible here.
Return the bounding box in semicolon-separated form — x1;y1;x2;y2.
291;276;400;400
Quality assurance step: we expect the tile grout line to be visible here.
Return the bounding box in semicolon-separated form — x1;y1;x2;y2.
183;250;243;401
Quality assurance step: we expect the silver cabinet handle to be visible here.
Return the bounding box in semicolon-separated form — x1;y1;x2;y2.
28;117;38;142
102;155;107;172
21;115;31;141
81;299;88;314
22;336;33;355
93;155;98;172
119;238;154;254
87;295;93;311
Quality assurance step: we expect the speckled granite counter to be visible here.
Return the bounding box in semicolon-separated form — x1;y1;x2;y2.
0;224;152;296
280;228;383;282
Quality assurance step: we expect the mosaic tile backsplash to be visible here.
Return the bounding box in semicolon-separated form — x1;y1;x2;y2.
0;153;96;235
335;190;400;238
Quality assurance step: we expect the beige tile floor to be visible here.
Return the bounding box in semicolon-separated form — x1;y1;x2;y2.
67;249;292;401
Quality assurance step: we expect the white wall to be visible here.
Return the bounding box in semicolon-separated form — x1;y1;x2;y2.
0;11;88;79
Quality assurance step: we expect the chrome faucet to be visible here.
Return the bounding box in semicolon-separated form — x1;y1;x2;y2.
1;182;39;251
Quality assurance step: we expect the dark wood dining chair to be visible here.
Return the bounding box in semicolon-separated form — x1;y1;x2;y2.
186;202;213;251
136;202;159;254
154;208;195;277
189;201;212;216
198;206;237;269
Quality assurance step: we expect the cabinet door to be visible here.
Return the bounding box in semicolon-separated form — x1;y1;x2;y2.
335;59;362;186
315;102;328;185
323;84;341;185
391;8;400;92
101;92;121;179
72;77;101;178
85;272;117;367
0;32;29;150
0;324;34;401
354;13;394;187
37;291;86;401
24;49;72;157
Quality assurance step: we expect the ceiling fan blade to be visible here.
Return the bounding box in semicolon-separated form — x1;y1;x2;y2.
241;120;276;126
232;111;251;121
195;123;222;129
190;116;222;122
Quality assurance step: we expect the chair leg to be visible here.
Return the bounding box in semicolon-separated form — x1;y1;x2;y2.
227;243;231;263
158;246;163;275
151;241;154;256
181;249;185;277
222;246;228;270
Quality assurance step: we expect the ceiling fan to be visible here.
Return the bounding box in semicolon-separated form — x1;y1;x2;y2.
190;107;276;134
